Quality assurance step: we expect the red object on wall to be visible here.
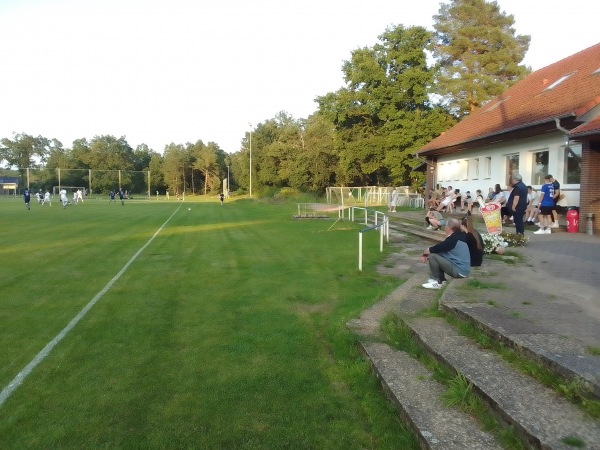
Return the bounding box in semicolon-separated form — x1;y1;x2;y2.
566;209;579;233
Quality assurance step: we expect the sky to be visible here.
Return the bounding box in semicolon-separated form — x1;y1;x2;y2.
0;0;598;155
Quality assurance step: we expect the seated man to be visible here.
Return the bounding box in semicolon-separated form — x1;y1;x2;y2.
420;218;471;289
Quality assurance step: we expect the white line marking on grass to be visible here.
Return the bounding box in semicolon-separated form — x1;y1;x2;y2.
0;204;184;408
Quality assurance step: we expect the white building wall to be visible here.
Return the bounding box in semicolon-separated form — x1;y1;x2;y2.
434;131;581;207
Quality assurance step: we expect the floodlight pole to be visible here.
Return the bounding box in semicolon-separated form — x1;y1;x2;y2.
249;123;252;198
227;165;230;197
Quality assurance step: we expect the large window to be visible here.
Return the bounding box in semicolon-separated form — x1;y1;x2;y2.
564;143;582;184
460;160;468;180
473;158;480;179
531;150;549;185
485;157;492;179
506;154;519;185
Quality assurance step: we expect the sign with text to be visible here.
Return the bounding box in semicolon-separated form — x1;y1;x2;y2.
480;203;503;235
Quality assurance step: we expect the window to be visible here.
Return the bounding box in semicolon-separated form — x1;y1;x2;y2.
564;143;582;184
485;157;492;179
506;154;519;186
452;161;460;181
531;150;549;185
473;158;480;179
460;160;468;180
543;72;575;91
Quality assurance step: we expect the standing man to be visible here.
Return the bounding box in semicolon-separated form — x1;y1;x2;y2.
219;192;225;205
23;188;31;210
507;173;528;235
549;175;561;228
389;188;398;212
419;218;471;289
534;175;555;234
118;188;125;206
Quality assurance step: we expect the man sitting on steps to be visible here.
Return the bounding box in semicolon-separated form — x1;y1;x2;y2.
419;217;471;289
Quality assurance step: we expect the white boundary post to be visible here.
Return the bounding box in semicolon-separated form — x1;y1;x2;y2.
358;232;363;271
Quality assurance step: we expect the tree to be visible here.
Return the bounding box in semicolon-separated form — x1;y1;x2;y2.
148;152;167;194
162;143;187;195
81;135;135;193
300;113;338;193
318;25;454;186
432;0;530;117
1;133;50;170
192;141;222;195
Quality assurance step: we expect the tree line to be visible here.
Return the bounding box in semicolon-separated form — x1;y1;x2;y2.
1;0;530;196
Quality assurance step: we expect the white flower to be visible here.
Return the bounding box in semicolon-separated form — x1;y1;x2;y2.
481;233;508;255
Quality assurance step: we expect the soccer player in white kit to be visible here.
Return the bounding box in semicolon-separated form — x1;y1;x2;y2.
60;189;68;208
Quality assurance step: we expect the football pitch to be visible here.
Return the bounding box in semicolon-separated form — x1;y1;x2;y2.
0;196;416;448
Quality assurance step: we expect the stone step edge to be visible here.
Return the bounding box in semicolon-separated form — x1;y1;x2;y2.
403;316;600;449
440;300;600;400
388;221;445;243
360;341;503;450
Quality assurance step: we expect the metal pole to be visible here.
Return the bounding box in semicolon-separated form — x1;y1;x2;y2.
380;222;384;252
358;232;363;271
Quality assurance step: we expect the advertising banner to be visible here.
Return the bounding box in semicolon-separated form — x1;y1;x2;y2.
480;203;502;235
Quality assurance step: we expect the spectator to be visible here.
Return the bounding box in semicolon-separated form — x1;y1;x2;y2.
462;190;472;212
548;175;561;228
534;175;555;234
506;173;528;235
437;186;455;212
500;184;513;224
389;187;398;212
453;189;462;211
525;186;539;225
485;187;495;203
425;208;445;230
420;217;471;289
461;216;483;266
428;189;441;209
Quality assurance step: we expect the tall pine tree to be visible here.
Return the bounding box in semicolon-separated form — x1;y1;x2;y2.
432;0;531;117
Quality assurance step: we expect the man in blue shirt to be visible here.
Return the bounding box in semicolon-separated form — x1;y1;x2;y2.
420;218;471;289
534;175;555;234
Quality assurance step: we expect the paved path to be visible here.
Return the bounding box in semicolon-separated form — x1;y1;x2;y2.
390;211;600;348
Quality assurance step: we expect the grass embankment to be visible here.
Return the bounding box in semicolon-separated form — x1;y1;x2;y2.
0;196;416;448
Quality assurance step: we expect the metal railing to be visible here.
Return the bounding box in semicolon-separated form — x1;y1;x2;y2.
348;206;389;271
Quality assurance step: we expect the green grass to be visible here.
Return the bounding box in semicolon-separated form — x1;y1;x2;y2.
0;197;417;448
444;315;600;420
458;278;506;290
587;346;600;356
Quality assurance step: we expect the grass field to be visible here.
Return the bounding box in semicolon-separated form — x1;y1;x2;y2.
0;195;416;448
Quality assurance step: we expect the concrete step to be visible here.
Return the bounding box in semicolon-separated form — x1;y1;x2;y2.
361;341;502;450
441;279;600;400
407;316;600;449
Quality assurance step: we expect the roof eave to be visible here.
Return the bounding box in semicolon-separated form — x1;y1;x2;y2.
419;113;577;157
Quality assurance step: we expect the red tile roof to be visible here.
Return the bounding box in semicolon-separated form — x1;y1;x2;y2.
419;42;600;154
